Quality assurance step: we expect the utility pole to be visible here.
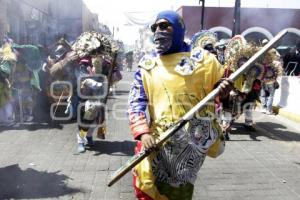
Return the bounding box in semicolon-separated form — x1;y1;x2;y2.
199;0;205;30
232;0;241;37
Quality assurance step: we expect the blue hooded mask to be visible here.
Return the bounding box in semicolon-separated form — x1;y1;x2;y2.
154;10;190;55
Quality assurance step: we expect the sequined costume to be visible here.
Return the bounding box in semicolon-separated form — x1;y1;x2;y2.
48;32;117;153
220;36;264;136
260;49;283;114
128;11;224;200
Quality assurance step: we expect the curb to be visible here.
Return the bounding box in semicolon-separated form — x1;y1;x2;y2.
273;106;300;123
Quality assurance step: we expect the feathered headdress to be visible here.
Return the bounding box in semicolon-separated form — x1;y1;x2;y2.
261;48;283;83
190;30;217;51
72;31;114;58
225;35;264;80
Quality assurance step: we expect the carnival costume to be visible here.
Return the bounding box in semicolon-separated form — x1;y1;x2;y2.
191;30;218;59
0;41;42;124
11;44;42;122
49;32;117;153
0;43;16;126
221;35;263;137
260;49;283;114
128;11;224;200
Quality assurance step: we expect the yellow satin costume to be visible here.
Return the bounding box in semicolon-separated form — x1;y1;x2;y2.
133;48;224;200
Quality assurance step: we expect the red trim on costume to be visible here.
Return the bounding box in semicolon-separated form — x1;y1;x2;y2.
129;113;150;140
133;177;154;200
223;68;233;78
133;141;154;200
252;81;261;91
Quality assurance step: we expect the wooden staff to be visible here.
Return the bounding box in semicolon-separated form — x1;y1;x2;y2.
107;29;289;187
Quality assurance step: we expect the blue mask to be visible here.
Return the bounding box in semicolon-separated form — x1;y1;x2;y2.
154;10;190;55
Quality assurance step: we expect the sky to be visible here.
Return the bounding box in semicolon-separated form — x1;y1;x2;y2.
83;0;300;45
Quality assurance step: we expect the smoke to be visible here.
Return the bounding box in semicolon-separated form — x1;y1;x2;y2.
241;8;297;34
1;0;107;47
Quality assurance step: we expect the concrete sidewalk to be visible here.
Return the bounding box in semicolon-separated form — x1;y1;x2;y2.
194;110;300;200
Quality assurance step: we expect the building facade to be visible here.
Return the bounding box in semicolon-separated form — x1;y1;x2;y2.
0;0;104;46
178;6;300;45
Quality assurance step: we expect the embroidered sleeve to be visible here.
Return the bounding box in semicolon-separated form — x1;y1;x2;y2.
128;69;150;140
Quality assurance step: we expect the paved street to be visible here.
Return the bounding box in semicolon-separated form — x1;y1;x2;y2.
0;70;300;200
